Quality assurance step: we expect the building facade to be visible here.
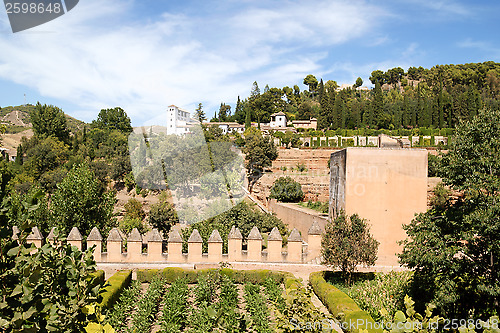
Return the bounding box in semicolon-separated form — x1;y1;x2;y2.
166;105;197;135
329;148;428;266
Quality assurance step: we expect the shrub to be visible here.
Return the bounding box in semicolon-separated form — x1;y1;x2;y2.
98;270;132;309
118;215;149;235
309;271;381;333
123;172;136;192
148;201;178;235
321;212;379;284
269;176;304;203
325;271;412;322
136;268;287;285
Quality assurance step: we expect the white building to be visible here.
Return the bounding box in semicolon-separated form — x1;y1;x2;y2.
166;105;197;135
269;112;287;128
204;122;245;135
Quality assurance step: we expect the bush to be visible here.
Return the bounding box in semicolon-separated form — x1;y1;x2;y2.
148;200;179;236
98;270;132;309
325;271;412;322
428;153;442;177
119;215;149;235
136;268;287;285
310;271;381;333
124;198;145;220
269;176;304;203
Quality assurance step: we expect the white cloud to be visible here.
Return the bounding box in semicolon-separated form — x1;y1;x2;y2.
0;0;387;124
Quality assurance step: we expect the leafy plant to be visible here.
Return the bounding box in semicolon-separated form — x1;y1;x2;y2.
321;211;379;285
160;278;190;332
270;176;304;203
0;207;103;332
129;275;166;332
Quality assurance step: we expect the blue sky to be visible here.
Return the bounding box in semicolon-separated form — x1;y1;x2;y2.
0;0;499;125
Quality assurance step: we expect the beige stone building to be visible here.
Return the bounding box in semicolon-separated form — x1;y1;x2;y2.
329;148;428;266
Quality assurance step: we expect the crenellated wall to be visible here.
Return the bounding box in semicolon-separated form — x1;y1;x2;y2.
18;222;324;265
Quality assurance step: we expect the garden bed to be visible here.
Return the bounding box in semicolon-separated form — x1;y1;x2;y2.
104;268;334;332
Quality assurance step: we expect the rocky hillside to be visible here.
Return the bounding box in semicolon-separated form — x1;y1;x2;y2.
0;104;85;134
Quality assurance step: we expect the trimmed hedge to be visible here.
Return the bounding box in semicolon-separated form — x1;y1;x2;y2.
136;268;287;285
310;271;382;333
98;270;132;309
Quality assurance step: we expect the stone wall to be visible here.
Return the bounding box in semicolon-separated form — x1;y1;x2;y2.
330;148;428;267
268;199;326;261
19;223;323;265
251;148;334;204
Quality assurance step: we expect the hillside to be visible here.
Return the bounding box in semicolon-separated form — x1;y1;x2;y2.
0;104;86;134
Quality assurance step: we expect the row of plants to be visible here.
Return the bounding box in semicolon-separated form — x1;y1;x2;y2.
311;271;500;333
298;200;329;214
105;268;337;332
130;275;166;332
324;271;412;322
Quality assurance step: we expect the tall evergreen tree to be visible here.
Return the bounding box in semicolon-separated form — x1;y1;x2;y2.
245;104;252;129
318;79;332;129
372;81;384;128
194;103;206;123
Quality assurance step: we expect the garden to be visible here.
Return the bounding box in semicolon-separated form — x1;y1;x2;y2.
98;268;334;333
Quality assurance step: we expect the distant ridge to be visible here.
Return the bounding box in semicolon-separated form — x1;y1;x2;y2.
0;104;86;134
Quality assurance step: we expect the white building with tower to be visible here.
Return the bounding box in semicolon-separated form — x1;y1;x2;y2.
166;105;197;135
269;112;287;128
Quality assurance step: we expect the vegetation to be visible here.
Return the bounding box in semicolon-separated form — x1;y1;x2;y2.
269;176;304;203
50;163;115;237
148;192;179;236
298;200;329;214
400;107;500;318
182;201;288;252
321;212;379;284
29;102;70;143
242;127;278;191
325;271;412;322
309;271;379;333
228;62;500;131
0;201;103;332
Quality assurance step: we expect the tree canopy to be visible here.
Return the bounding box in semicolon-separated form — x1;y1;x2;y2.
399;107;500;318
29;102;69;142
91;107;133;133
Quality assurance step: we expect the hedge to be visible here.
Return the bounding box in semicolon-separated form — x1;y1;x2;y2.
136;268;287;285
98;270;132;309
309;271;382;333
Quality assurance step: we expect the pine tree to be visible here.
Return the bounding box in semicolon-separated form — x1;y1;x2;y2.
195;103;206;123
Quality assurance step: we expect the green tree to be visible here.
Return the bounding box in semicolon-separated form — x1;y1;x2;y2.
195;103;206;123
372;80;385;128
218;103;231;122
0;190;103;332
318;79;332;129
124;198;145;220
303;74;318;93
242;128;278;191
321;212;379;285
29;102;69;142
91;107;133;133
148;193;179;236
369;70;385;85
354;77;363;89
50;163;115;236
400;107;500;318
269;176;304;202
